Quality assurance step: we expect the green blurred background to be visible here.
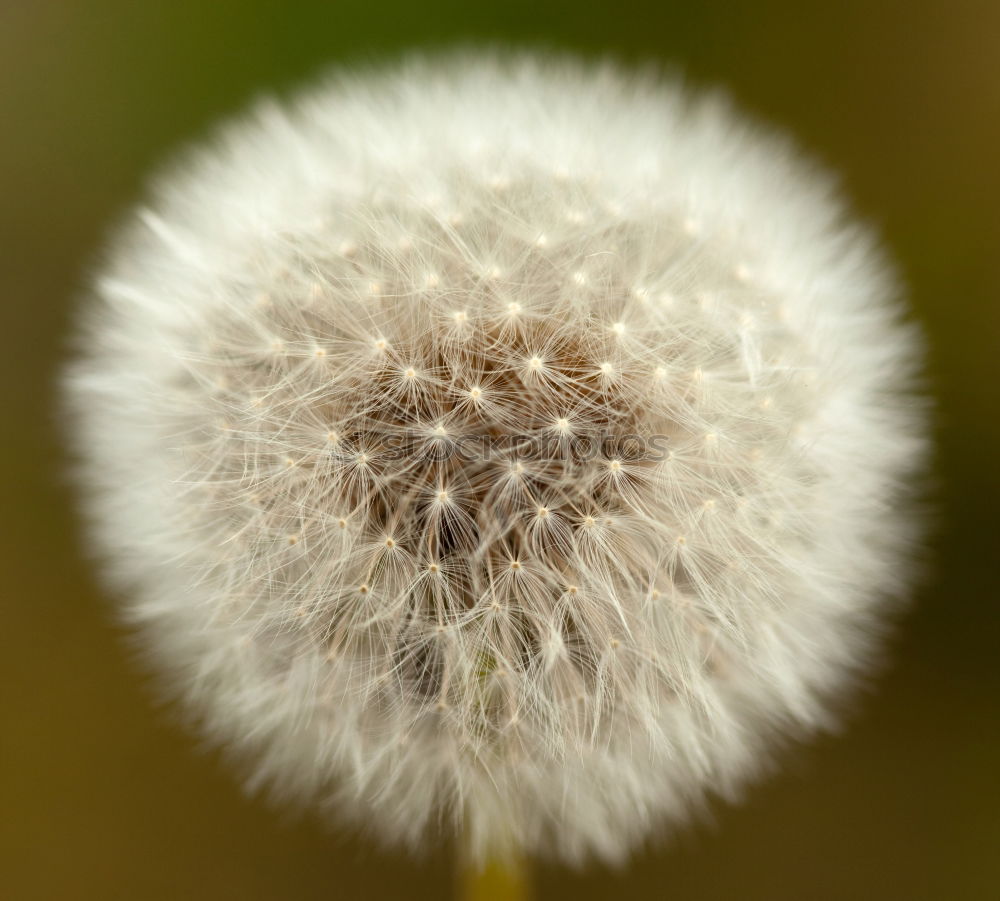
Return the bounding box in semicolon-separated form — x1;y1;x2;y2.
2;2;997;898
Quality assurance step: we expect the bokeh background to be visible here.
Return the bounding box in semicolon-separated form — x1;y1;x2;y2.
2;2;997;899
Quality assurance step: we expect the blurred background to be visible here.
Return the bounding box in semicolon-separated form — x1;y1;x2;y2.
1;1;997;898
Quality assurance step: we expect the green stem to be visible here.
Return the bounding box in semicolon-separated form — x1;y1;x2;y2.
458;849;530;901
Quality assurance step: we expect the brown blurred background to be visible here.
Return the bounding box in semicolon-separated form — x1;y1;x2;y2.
1;2;997;898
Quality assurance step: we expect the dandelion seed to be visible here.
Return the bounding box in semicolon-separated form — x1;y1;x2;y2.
63;51;927;869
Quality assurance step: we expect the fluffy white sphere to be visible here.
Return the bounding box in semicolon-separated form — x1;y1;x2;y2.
65;52;926;864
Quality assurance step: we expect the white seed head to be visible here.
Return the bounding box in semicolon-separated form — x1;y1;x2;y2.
64;52;926;866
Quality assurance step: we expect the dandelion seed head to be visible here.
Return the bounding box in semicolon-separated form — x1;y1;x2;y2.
64;51;926;866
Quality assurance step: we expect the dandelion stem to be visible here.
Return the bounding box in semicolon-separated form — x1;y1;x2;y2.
458;852;530;901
